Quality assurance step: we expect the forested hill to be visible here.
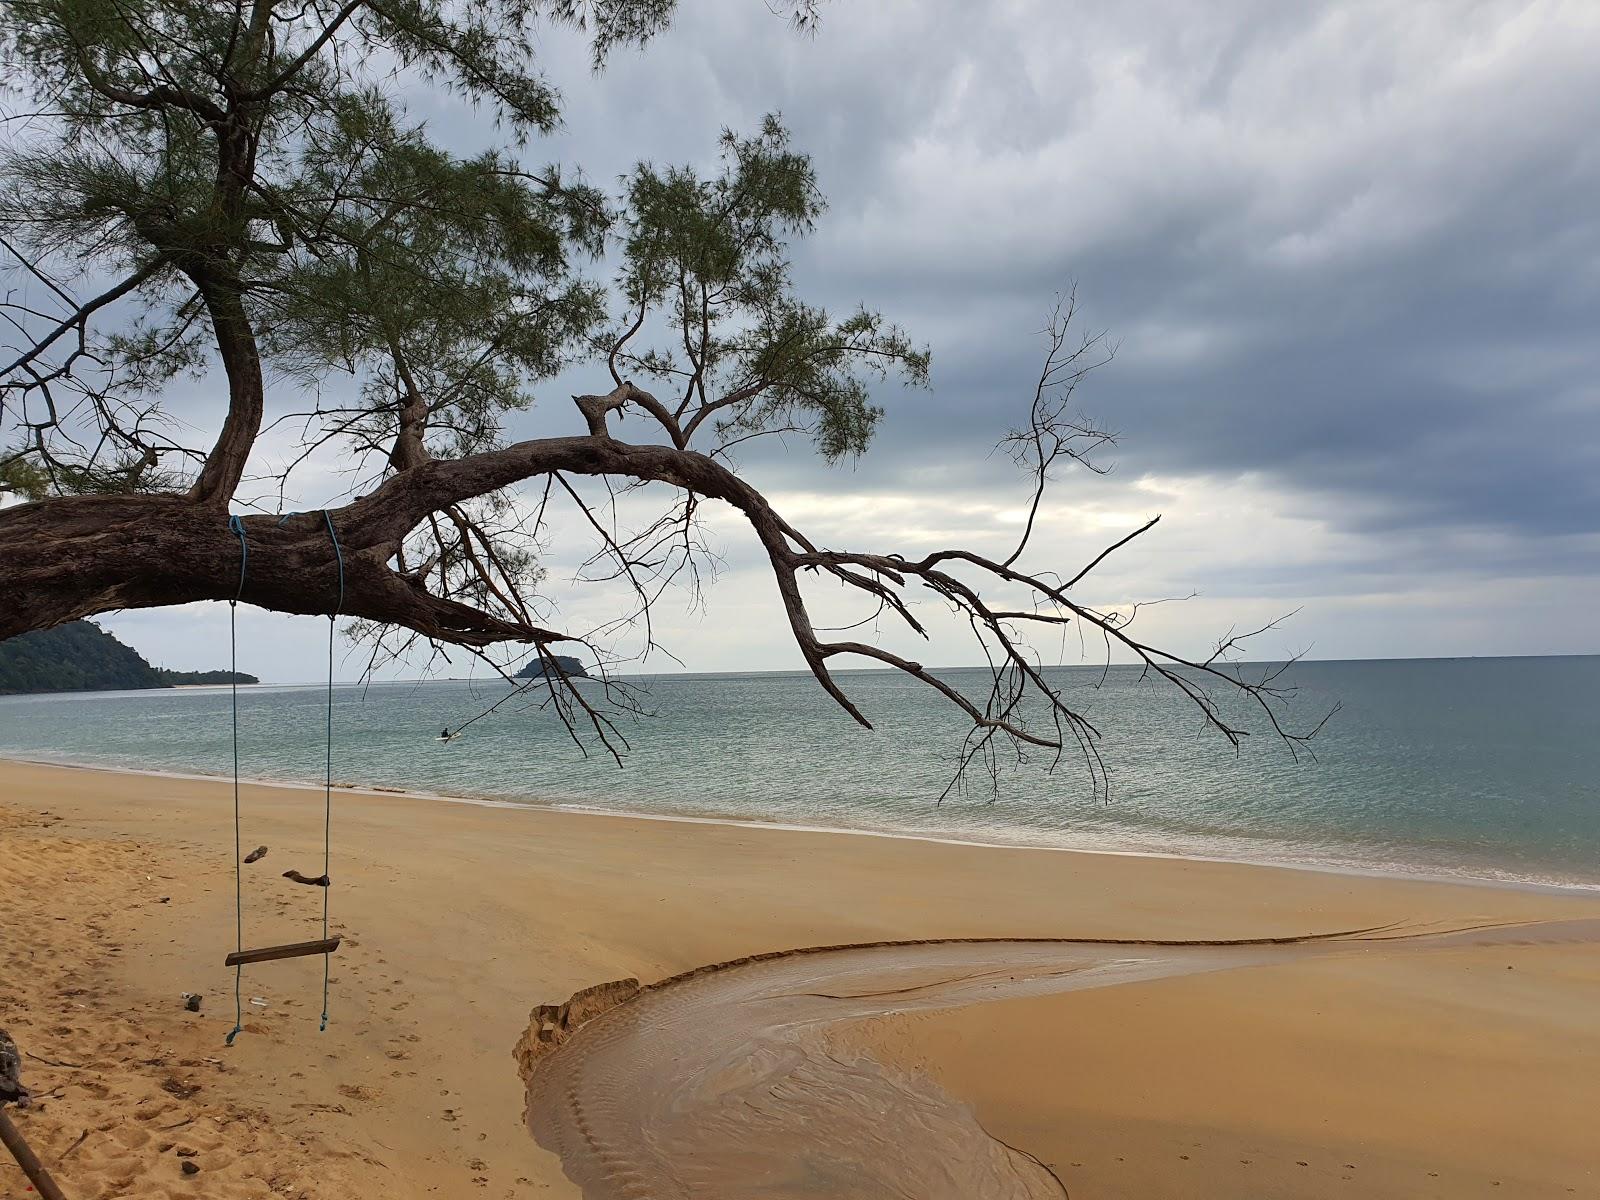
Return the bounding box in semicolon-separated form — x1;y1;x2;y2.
0;621;258;695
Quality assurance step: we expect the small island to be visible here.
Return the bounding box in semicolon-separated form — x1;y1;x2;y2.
0;621;257;695
514;654;590;680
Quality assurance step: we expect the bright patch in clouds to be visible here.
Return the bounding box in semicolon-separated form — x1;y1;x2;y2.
89;0;1600;679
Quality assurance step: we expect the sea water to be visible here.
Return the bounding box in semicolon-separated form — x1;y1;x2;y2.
1;657;1596;889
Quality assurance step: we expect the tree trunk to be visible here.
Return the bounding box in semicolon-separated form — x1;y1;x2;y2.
0;431;794;647
0;491;538;644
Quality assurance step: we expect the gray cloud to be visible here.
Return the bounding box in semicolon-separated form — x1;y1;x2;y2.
60;1;1600;675
547;1;1600;576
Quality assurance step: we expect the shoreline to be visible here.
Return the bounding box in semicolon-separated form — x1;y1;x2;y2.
6;750;1598;898
4;756;1599;1198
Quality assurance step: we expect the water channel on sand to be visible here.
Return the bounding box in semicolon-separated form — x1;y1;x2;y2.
516;918;1600;1199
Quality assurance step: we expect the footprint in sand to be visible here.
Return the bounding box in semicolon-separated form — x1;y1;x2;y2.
108;1122;152;1149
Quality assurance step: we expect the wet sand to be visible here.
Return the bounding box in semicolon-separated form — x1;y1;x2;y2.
518;920;1600;1198
2;757;1598;1198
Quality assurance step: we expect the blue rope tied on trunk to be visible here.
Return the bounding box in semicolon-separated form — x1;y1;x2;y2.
319;510;344;1032
225;515;248;1047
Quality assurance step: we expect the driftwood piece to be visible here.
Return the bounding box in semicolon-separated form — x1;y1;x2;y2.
282;869;330;887
243;846;268;864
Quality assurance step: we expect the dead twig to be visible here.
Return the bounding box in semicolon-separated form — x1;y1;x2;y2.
23;1052;81;1070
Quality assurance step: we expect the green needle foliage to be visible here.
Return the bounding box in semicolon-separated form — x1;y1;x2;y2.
615;117;929;461
0;0;917;494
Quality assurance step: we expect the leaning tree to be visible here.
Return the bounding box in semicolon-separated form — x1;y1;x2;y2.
0;0;1320;789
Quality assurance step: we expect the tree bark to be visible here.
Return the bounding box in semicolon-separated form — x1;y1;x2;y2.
184;272;266;507
0;433;799;647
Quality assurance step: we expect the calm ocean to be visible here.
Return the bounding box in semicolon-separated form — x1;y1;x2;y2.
1;657;1596;889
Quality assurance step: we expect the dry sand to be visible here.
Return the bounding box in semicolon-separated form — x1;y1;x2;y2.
1;757;1597;1198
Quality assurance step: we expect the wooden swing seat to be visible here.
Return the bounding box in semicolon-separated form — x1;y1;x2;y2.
225;936;342;967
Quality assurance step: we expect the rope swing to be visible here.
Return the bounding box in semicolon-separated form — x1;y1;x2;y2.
226;515;248;1046
223;512;345;1046
318;510;344;1031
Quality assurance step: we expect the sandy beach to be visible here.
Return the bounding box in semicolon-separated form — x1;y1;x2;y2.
2;756;1598;1198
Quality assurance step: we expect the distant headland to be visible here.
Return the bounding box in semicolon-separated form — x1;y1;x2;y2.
0;620;258;695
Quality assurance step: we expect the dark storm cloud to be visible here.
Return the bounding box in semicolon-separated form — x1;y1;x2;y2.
68;1;1600;675
502;0;1600;590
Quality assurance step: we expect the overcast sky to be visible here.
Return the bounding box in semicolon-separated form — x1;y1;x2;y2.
93;0;1600;683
